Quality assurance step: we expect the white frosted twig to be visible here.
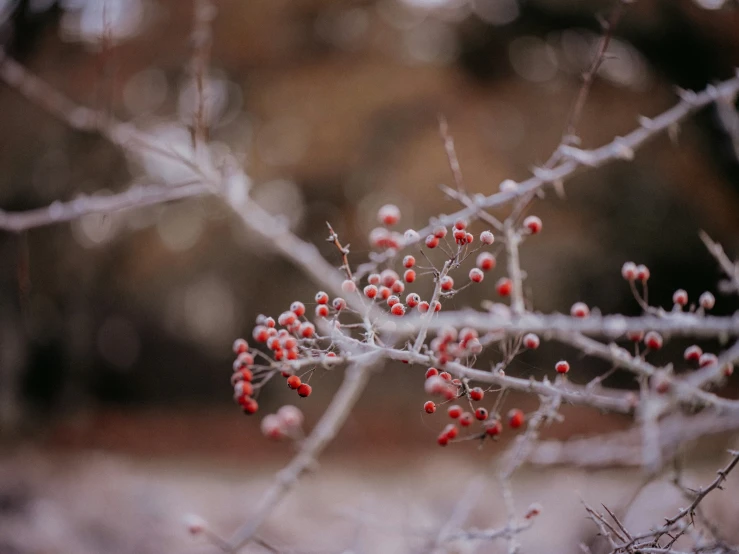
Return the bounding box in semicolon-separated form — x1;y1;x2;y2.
412;260;451;353
226;356;379;552
0;181;210;232
360;71;739;273
700;230;739;295
528;411;739;468
505;226;525;315
389;311;739;339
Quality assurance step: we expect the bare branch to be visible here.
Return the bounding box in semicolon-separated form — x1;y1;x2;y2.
0;181;210;232
361;72;739;273
226;356;380;552
700;231;739;295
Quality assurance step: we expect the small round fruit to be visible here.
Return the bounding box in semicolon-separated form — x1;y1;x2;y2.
469;387;484;401
424;401;436;414
555;360;570;374
469;268;484;283
644;331;663;350
287;375;301;389
297;383;312;397
496;278;512;296
523;215;542;234
508;408;524;429
523;333;540;349
475;407;488;421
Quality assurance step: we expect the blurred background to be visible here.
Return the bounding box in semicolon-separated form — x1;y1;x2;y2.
1;0;739;552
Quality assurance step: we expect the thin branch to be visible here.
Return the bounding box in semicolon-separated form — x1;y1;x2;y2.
387;311;739;340
359;71;739;275
0;181;210;232
225;356;380;552
505;226;525;315
700;231;739;295
190;0;216;150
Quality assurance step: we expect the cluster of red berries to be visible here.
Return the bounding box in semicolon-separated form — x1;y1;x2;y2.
422;367;525;446
231;338;258;415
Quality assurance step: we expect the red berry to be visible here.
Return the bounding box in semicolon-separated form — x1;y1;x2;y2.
233;338;249;354
387;295;400;307
453;228;467;244
315;291;329;304
437;434;449;446
404;269;416;283
475;407;488;421
391;303;406;316
684;345;702;361
485;419;502;436
234;381;253;397
424;401;436;414
444;424;458;439
332;297;346;311
403;255;416;268
555;360;570;374
242;398;259;415
496;277;512;296
636;264;650;282
433;226;448;239
626;330;644;342
570;302;589;318
297;383;312;397
378;286;392;300
523;333;540;349
644;331;663;350
342;280;356;293
672;289;688;307
315;304;329;317
368;273;381;286
432;300;441;312
418;301;430;313
477;252;496;271
469;387;484;401
465;232;474;244
406;293;420;307
523;215;542;234
264;316;276;328
290;301;306;317
469;268;484;283
287;375;301;389
381;269;399;287
278;311;297;326
392;280;405;294
364;285;378;299
447;405;462;419
425;367;439;379
234;352;254;369
507;408;524;429
454;219;467;230
440;276;454;291
699;352;718;368
378;204;401;226
480;230;494;245
439;371;452;381
425;235;439;248
253;326;269;343
459;412;473;427
621;261;637;280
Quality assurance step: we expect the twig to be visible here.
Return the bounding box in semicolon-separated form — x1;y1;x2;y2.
225;356;380;552
700;231;739;295
358;71;739;275
504;226;525;315
387;311;739;340
326;222;353;281
0;181;210;232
